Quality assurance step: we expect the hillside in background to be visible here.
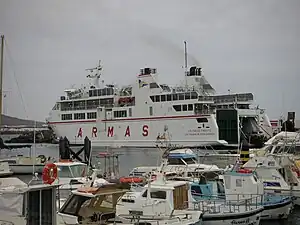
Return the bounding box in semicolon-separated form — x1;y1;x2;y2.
1;115;46;127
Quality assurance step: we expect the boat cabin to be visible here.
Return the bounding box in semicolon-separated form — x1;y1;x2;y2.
118;173;192;218
57;183;130;224
0;177;58;225
243;156;291;191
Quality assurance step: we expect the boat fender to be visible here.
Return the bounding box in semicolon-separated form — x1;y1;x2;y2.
42;163;58;185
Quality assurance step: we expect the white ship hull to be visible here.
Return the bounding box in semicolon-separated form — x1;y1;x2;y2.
50;114;226;147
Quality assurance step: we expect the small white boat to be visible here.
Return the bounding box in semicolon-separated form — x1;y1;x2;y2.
0;177;58;225
0;162;13;177
57;181;202;224
0;155;51;174
129;148;221;177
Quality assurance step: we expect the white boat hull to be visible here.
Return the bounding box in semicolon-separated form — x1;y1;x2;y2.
9;164;44;174
202;207;262;225
260;200;293;220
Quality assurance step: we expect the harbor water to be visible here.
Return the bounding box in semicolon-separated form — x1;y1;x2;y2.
1;142;299;224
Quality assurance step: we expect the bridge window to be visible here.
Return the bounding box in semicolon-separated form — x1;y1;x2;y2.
185;92;191;100
114;110;127;118
87;99;100;109
155;95;160;102
182;105;187;111
61;102;73;111
179;93;184;100
142;190;166;199
173;105;181;111
73;101;86;110
87;112;97;119
61;114;72;120
167;94;172;101
172;94;178;101
150;83;159;89
161;95;166;102
188;104;193;111
74;113;85;120
191;92;198;99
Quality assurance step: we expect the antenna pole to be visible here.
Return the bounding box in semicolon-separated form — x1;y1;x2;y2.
184;41;188;88
0;35;4;127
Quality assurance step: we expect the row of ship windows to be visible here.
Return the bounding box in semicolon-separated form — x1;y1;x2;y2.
89;88;114;97
150;92;198;102
61;110;132;120
61;112;97;121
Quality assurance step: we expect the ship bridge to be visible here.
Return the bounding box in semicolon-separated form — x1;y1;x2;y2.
185;66;216;95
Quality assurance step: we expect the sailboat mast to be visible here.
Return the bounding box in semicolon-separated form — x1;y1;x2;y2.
184;41;188;88
0;35;4;127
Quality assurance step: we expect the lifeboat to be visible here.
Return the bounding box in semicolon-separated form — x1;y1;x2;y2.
237;168;252;174
119;176;144;183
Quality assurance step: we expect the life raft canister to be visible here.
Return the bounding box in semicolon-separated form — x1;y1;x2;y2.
119;177;144;183
42;163;58;185
237;168;252;174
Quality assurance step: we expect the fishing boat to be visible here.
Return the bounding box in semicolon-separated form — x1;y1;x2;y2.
57;179;202;224
0;176;58;225
190;168;292;220
47;43;272;149
0;154;52;174
0;161;13;177
242;156;296;208
120;171;263;225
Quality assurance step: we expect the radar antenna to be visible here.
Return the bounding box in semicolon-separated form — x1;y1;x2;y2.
86;60;102;79
86;60;103;88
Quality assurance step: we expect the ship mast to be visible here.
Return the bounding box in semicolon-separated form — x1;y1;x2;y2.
0;35;4;127
184;41;188;89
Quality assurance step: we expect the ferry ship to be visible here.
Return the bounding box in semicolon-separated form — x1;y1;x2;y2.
47;61;272;148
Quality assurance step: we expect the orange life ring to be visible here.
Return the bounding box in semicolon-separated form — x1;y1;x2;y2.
42;163;58;185
119;177;144;183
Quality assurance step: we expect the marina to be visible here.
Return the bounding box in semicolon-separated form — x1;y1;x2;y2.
1;1;300;224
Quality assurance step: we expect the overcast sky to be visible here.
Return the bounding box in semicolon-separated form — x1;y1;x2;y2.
0;0;299;121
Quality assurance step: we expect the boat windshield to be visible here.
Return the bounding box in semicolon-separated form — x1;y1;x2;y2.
57;164;87;178
59;194;91;216
271;145;300;155
167;157;197;165
183;157;197;164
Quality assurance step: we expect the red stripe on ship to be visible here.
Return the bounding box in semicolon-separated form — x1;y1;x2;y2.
48;114;208;124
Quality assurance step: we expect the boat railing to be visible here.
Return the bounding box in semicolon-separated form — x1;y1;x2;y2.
187;193;263;214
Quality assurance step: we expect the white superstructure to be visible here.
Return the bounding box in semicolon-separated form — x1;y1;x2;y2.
47;60;272;148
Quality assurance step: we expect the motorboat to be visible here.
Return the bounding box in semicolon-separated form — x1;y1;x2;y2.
0;154;52;174
190;168;292;220
0;176;58;225
0;162;13;177
57;180;202;224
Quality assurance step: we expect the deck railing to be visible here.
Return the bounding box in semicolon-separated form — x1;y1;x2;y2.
186;193;264;214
